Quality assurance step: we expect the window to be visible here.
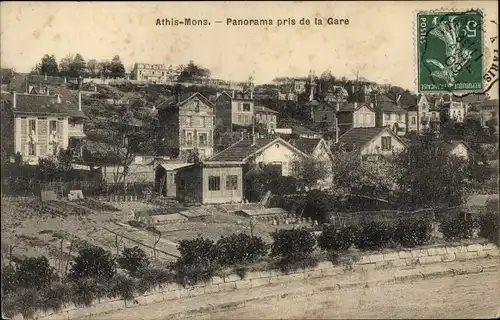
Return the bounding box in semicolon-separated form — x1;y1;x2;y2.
243;103;251;112
398;114;404;122
238;115;243;123
208;176;221;191
186;132;193;146
199;133;207;146
384;113;391;121
28;119;36;133
381;136;392;151
411;116;416;125
238;103;242;111
28;142;36;156
226;175;238;190
49;120;57;133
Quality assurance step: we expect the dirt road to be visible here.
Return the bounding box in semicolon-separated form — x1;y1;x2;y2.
83;259;500;320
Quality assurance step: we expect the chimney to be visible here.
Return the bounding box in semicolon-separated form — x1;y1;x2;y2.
336;102;340;112
47;88;50;96
232;89;235;99
370;102;374;109
78;91;82;111
12;91;17;109
44;73;48;81
354;102;358;110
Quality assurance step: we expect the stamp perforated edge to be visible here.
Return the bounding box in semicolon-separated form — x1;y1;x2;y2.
413;7;488;96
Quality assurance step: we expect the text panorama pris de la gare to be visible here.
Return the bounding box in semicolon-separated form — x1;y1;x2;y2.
156;17;350;27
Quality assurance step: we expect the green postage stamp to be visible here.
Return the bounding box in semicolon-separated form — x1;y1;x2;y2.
417;10;484;93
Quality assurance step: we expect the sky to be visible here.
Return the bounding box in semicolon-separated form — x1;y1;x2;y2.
1;1;498;95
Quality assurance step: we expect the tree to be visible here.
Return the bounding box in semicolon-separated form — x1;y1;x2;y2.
68;53;86;78
109;55;126;79
97;60;112;78
39;54;59;76
59;54;74;77
69;245;116;281
118;246;150;275
177;61;211;82
392;140;470;210
86;59;99;78
290;155;330;191
17;256;53;290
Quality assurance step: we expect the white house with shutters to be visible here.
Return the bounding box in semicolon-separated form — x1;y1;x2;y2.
1;91;87;165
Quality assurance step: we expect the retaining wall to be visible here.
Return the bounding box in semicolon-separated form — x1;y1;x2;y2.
22;242;500;320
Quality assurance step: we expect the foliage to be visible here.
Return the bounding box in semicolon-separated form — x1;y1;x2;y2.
135;267;174;294
478;201;499;245
214;233;267;267
40;282;72;312
438;212;478;242
69;245;117;281
108;274;136;301
109;55;126;79
393;216;432;248
185;148;201;163
118;246;150;275
392;141;470;210
291;155;330;191
1;265;18;294
16;256;53;290
39;54;59;76
176;60;211;82
244;162;299;201
174;237;220;286
270;228;317;272
317;224;356;252
353;221;394;251
302;189;332;223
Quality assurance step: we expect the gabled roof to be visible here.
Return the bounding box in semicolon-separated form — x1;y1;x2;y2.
373;95;406;113
338;127;408;151
2;92;86;118
155;92;214;110
289;138;321;154
338;102;375;113
211;137;309;162
291;125;318;136
255;105;279;114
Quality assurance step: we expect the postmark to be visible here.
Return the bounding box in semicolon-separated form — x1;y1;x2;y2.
417;10;484;93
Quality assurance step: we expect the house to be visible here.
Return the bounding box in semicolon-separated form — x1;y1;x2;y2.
131;63;173;83
288;137;335;181
474;99;499;131
416;94;440;134
154;162;195;197
1;91;87;165
373;95;407;136
336;102;376;134
156;92;215;160
211;136;309;176
437;94;488;123
337;127;408;161
214;90;255;133
175;161;245;204
323;85;349;103
254;105;278;132
309;100;337;126
440;140;474;161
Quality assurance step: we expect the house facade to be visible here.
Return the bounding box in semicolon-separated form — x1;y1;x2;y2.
336;102;376;134
175;161;244;204
374;95;407;136
417;95;440;134
156;92;215;160
338;127;408;160
215;90;255;132
131;63;173;83
254;106;278;132
1;91;86;164
310;100;337;126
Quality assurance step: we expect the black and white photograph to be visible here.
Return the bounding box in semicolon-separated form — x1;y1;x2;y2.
0;1;499;319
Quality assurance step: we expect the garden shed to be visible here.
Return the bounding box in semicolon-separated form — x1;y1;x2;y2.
154;162;194;197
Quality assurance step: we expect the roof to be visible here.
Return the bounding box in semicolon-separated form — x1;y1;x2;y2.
338;102;375;113
439;140;473;154
155;92;214;110
442;93;489;103
156;163;194;171
291;125;318;136
338;127;407;150
255;105;279;114
374;95;406;113
211;137;308;161
3;92;86;118
289;138;321;154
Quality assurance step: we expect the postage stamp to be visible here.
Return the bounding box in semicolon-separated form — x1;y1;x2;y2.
417;10;484;93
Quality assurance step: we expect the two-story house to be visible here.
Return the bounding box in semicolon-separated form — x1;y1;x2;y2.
131;63;173;83
254;106;278;132
309;100;337;126
416;94;440;134
214;90;254;133
156;92;215;160
374;95;407;136
437;94;475;123
336;102;376;135
1;91;87;164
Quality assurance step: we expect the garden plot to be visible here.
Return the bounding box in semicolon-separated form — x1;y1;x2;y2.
73;199;120;212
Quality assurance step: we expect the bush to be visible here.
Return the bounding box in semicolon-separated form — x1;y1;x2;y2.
1;265;18;294
317;224;356;252
2;288;41;319
69;245;117;281
109;274;136;301
302;190;333;223
174;237;220;286
17;256;53;290
39;282;72;312
354;221;394;251
439;212;478;242
70;278;100;307
270;228;317;272
135;267;174;294
215;233;267;268
118;246;150;275
478;211;500;246
393;216;432;248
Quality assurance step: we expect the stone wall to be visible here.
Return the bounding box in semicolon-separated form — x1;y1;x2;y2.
25;242;500;320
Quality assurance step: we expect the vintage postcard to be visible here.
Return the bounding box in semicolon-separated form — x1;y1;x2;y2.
1;1;498;320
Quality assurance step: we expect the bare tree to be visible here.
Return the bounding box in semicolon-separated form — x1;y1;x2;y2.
153;231;162;262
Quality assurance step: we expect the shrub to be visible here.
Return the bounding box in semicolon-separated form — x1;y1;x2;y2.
17;256;53;290
108;274;136;301
439;212;478;241
39;282;72;312
478;211;500;246
118;246;150;275
135;267;174;294
1;265;18;294
174;237;219;286
69;245;116;281
70;278;99;307
317;224;356;252
215;233;267;267
354;221;394;251
2;288;41;319
393;216;432;248
270;228;317;272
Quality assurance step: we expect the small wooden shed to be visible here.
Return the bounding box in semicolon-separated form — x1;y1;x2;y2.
154;162;194;197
